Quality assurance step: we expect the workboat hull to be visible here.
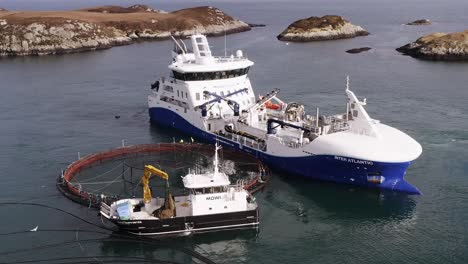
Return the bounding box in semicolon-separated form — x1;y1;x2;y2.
149;107;421;194
105;209;259;236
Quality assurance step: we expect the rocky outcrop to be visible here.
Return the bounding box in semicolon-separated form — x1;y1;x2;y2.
346;47;371;54
0;19;131;56
396;30;468;61
248;23;266;27
406;19;431;26
82;4;166;14
0;5;250;56
277;15;369;42
0;8;7;12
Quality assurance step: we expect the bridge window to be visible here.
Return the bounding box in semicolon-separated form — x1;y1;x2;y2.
196;93;200;100
172;67;250;81
172;71;185;80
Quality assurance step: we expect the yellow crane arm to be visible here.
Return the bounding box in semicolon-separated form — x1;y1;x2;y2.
142;165;169;203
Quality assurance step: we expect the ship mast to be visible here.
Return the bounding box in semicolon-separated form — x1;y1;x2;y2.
213;142;221;177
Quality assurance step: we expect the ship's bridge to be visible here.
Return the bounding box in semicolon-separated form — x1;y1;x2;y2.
169;35;254;81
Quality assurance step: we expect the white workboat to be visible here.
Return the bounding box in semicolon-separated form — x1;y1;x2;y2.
100;143;259;235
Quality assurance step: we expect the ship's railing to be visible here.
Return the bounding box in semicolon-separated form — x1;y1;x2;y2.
217;130;267;151
276;136;306;149
100;202;111;216
214;56;248;63
266;111;284;120
179;56;248;65
235;179;246;191
302;124;321;134
331;120;350;132
302;116;350;135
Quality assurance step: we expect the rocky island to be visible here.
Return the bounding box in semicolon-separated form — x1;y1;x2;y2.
396;30;468;61
277;15;369;42
0;5;250;56
346;47;371;54
406;19;431;26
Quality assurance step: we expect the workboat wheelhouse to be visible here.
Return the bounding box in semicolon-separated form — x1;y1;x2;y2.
100;143;259;236
148;34;422;194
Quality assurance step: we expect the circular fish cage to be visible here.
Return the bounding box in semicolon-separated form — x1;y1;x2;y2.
57;143;270;208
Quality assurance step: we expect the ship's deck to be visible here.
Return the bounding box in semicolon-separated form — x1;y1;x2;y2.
111;196;193;220
174;196;192;217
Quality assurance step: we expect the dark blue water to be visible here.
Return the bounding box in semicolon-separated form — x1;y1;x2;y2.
1;0;467;263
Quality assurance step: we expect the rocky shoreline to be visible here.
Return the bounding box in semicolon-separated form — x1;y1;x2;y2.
396;30;468;61
0;5;251;56
277;15;369;42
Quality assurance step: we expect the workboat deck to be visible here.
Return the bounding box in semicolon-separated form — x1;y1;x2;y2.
110;196;193;220
174;196;192;217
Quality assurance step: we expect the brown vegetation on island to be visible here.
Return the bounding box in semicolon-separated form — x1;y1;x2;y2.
397;30;468;61
277;15;369;42
0;5;250;56
81;4;164;14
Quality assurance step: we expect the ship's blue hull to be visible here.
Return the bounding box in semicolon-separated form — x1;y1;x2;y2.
149;107;420;194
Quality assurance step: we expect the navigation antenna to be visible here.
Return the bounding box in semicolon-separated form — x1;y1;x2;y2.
213;141;222;177
170;35;186;54
346;75;350;91
224;27;227;57
345;75;350;121
180;39;188;53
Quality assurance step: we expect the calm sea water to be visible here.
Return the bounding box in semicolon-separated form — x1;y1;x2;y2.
0;0;467;263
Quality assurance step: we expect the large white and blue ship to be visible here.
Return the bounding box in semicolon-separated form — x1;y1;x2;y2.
148;35;422;194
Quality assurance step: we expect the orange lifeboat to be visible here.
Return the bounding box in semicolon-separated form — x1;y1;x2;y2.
265;101;281;110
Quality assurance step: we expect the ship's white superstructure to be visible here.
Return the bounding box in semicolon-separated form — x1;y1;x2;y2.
148;35;422;194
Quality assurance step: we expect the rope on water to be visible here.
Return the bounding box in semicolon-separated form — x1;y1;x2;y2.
0;255;179;264
0;202;216;264
78;162;125;183
84;168;130;193
73;180;124;185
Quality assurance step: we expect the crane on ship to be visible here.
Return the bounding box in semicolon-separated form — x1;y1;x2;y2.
196;88;248;117
266;118;313;134
238;88;282;123
245;88;281;112
142;165;175;219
